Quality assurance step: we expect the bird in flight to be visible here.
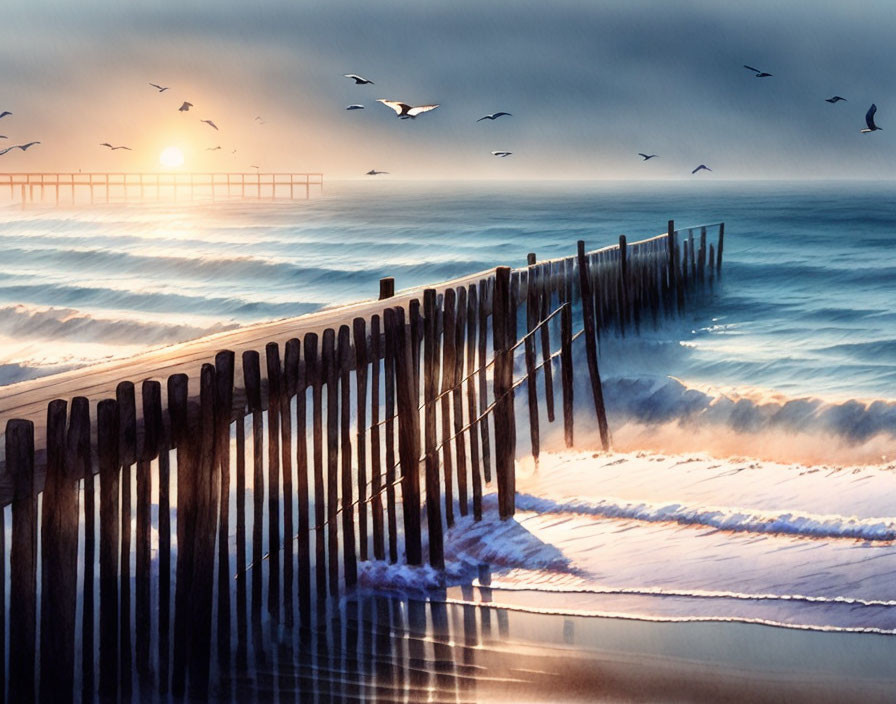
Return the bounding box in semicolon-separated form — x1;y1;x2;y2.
477;112;512;122
206;146;222;151
149;83;169;92
861;104;882;133
178;102;193;112
377;99;440;119
345;74;374;85
0;111;11;119
0;136;6;139
638;153;658;160
692;164;712;174
366;169;389;175
200;119;219;130
254;116;266;124
743;65;772;78
491;151;512;157
100;143;131;150
0;141;40;156
346;104;365;110
825;96;847;104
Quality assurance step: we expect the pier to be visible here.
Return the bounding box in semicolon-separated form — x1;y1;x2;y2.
0;171;324;207
0;221;722;701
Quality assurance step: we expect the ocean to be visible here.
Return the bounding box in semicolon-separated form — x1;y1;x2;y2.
2;180;896;699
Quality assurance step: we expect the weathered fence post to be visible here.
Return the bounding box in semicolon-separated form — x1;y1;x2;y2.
353;318;370;562
561;303;574;447
440;288;457;526
369;315;386;562
492;266;516;519
338;325;358;587
117;381;136;698
215;351;235;652
379;277;395;300
423;289;445;569
477;278;492;483
70;397;94;702
539;265;556;423
242;350;265;635
265;342;282;619
454;286;469;516
618;235;629;336
466;284;483;521
525;265;541;460
97;399;120;700
303;333;328;596
717;222;724;273
281;341;297;628
577;241;610;451
322;328;340;595
138;381;162;681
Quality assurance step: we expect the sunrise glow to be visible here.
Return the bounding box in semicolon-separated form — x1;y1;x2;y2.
159;146;185;168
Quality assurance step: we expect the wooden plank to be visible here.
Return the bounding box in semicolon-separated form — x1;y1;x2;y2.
136;380;161;680
619;235;629;336
39;400;77;702
369;315;385;562
525;265;540;461
391;306;422;566
215;350;235;653
466;285;483;521
294;340;311;622
561;303;574;447
338;325;358;587
158;384;173;693
440;288;456;526
116;381;135;697
717;222;724;273
492;267;515;519
242;350;265;627
70;397;94;702
352;318;369;561
576;241;610;451
323;328;340;595
234;410;248;665
539;265;556;423
477;278;492;483
422;289;444;570
382;310;399;564
265;342;282;621
453;286;469;517
281;341;297;628
304;333;327;597
97;399;120;700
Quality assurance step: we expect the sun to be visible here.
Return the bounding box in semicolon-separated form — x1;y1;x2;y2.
159;146;185;168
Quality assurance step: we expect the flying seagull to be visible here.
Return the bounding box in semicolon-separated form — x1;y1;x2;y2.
477;112;512;122
254;116;266;124
149;83;168;92
178;102;193;112
100;143;131;150
366;169;388;175
638;153;658;160
0;111;11;119
861;104;882;133
377;99;439;119
0;141;40;156
825;96;847;104
200;119;219;130
206;146;222;151
344;74;374;85
691;164;712;174
743;64;772;78
491;151;512;157
346;104;365;110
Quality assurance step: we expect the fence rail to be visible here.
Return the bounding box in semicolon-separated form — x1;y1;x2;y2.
0;219;723;701
0;172;324;206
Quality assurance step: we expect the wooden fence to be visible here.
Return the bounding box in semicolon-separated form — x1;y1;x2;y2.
0;172;324;207
0;220;723;701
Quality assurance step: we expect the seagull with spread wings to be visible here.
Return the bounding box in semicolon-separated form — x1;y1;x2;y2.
825;96;847;104
744;64;772;78
100;143;131;150
477;112;512;122
178;101;193;112
0;111;12;119
692;164;712;174
638;153;658;160
491;151;512;157
345;74;374;85
149;83;169;92
861;104;882;133
200;119;219;131
346;105;365;111
377;99;439;119
366;169;388;175
0;141;40;156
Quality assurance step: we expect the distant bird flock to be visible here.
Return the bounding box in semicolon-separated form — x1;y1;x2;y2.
0;62;885;177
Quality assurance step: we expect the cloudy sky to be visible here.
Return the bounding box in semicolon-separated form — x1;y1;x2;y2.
1;0;895;179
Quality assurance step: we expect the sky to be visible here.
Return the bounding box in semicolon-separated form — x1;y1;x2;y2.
1;0;895;179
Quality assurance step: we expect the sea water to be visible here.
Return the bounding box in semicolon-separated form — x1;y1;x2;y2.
2;180;896;691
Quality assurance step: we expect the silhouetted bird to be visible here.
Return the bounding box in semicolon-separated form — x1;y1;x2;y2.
200;119;219;130
861;104;882;133
743;65;772;77
206;146;222;151
638;153;658;160
254;116;266;124
491;151;512;157
345;74;374;85
366;169;388;175
692;164;712;174
149;83;168;92
0;111;11;119
0;141;39;156
100;143;131;150
377;99;439;119
477;112;512;121
178;102;193;112
825;96;847;104
346;105;365;110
